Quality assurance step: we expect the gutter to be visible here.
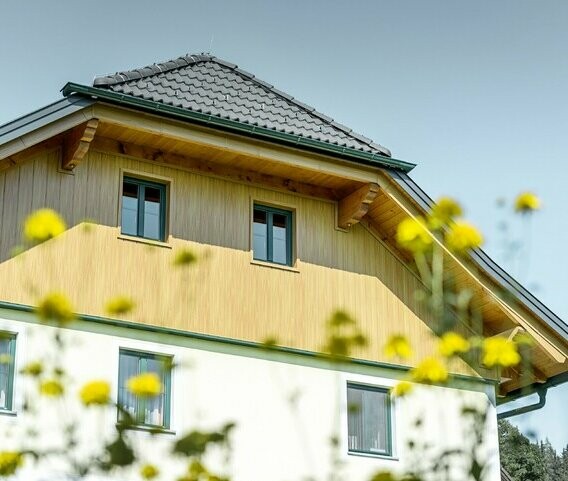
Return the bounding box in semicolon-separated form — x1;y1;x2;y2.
60;82;416;173
497;371;568;419
497;389;547;420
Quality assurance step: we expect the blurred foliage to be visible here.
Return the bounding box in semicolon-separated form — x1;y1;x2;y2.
0;192;548;480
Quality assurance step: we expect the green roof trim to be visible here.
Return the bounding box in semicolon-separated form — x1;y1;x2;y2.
0;299;495;389
61;82;416;173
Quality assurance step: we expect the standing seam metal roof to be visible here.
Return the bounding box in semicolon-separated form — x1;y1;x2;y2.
92;54;392;157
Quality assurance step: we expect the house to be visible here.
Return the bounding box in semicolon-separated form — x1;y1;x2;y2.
0;53;566;481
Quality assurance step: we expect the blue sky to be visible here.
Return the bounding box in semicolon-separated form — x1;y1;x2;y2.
1;0;567;451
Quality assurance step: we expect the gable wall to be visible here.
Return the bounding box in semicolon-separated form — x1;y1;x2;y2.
0;148;480;376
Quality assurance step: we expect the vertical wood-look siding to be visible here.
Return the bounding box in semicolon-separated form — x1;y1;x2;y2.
0;149;479;376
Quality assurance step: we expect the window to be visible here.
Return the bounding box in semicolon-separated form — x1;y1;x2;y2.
347;383;392;456
0;334;16;412
252;204;293;266
121;176;167;241
117;350;172;429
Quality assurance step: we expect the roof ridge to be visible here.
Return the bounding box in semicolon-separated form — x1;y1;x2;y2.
92;53;391;157
93;53;215;87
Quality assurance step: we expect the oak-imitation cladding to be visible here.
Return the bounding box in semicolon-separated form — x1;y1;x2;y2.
0;149;478;376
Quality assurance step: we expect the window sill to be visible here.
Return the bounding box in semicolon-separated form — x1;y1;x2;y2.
116;423;176;435
0;409;17;417
348;451;398;461
117;234;172;249
250;259;300;273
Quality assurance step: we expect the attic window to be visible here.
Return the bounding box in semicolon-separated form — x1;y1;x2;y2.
121;177;167;242
252;204;293;266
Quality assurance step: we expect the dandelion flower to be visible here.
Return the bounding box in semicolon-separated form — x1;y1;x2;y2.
429;197;462;228
411;357;448;384
445;220;483;253
438;332;470;358
0;451;24;476
384;335;413;360
396;217;432;253
105;296;135;316
24;209;66;244
127;373;162;397
514;192;541;213
80;380;111;406
482;337;521;368
140;464;160;480
391;381;413;398
40;379;64;397
36;292;74;324
20;361;43;377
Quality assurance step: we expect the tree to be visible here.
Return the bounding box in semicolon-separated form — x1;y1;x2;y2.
499;420;545;481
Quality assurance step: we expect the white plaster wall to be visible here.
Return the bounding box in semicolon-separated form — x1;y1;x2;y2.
0;313;500;481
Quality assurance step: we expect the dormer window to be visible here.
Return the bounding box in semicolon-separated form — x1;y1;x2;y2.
121;177;167;242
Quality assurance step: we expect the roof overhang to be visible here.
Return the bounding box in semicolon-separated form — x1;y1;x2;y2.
60;83;416;173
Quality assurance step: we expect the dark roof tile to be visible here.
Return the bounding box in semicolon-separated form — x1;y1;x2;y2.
92;53;391;157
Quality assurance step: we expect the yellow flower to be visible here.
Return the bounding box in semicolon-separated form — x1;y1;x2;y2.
369;471;398;481
396;217;432;253
445;220;483;253
391;381;413;398
411;357;448;384
514;192;541;213
140;464;160;480
438;332;470;357
36;292;75;324
173;249;197;266
40;379;64;397
429;197;463;228
20;361;43;377
0;354;11;365
105;296;135;316
23;208;66;244
482;337;521;368
0;451;24;476
80;380;111;406
127;373;162;397
384;335;412;360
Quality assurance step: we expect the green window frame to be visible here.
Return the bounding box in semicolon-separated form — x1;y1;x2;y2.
121;176;167;242
0;333;16;412
347;383;392;457
117;349;172;429
252;204;293;266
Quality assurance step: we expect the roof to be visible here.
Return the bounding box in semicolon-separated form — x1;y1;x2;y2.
388;169;568;343
91;53;392;157
0;96;94;145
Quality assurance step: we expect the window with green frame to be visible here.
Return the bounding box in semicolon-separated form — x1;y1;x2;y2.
252;204;293;266
347;383;392;456
117;349;172;429
121;176;167;242
0;333;16;412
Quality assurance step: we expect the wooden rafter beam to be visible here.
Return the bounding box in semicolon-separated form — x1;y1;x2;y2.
91;136;338;200
337;183;380;229
499;364;548;395
61;118;99;170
